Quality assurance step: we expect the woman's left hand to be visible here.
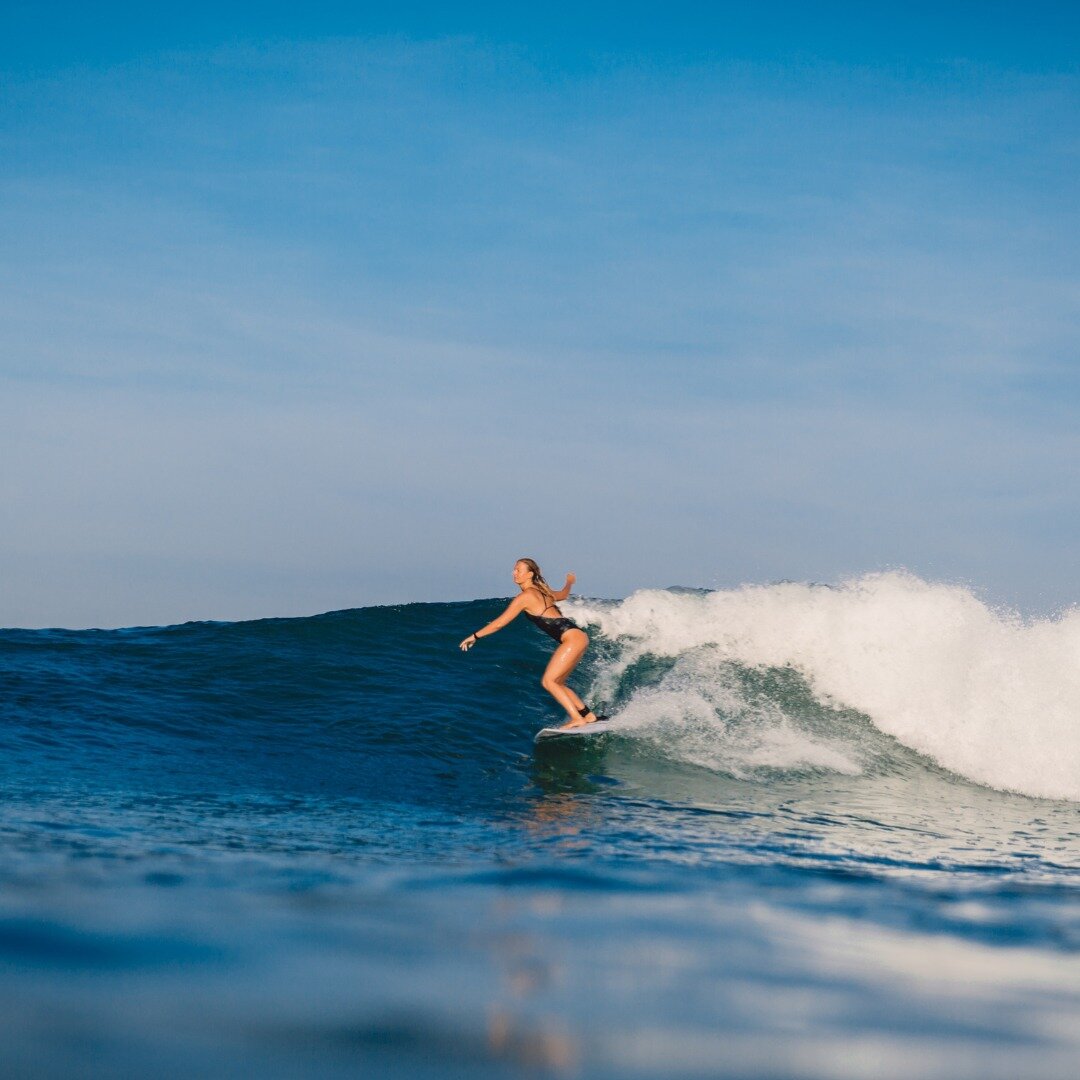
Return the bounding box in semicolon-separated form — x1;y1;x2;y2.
459;635;477;651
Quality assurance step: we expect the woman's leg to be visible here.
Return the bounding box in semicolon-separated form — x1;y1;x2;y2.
562;685;587;712
541;631;596;727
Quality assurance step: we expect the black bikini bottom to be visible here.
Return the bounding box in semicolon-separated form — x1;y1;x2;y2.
534;617;580;643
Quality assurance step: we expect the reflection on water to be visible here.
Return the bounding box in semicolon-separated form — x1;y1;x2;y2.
486;922;578;1074
0;771;1076;1079
4;856;1077;1080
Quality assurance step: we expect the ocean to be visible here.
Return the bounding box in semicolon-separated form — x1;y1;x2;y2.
1;571;1077;1078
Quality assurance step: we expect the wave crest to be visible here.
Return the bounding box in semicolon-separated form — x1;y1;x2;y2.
571;572;1080;802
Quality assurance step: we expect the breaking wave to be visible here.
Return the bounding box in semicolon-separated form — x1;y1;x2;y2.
572;572;1080;802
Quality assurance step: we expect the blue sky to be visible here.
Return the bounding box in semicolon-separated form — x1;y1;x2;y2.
2;4;1079;626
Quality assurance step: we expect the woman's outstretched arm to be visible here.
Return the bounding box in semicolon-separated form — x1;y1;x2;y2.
551;572;576;602
460;594;529;650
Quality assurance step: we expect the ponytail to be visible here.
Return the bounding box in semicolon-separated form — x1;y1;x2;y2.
517;557;553;601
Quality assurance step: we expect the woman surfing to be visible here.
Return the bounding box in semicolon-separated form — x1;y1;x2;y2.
460;559;605;730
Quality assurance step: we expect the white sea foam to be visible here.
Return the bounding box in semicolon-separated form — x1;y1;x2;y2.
593;650;865;778
570;572;1080;802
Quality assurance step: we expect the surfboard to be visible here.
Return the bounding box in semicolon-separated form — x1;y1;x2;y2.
534;717;625;743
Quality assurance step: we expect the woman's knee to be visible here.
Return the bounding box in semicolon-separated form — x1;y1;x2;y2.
541;674;562;692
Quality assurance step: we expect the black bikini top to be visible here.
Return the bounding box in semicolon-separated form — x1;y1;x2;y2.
526;589;560;620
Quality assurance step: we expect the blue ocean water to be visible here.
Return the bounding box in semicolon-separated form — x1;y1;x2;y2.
1;575;1078;1078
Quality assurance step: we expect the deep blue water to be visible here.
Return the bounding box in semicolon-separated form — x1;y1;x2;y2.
1;592;1078;1078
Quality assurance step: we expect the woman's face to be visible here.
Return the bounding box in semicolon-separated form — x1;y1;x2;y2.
513;561;532;586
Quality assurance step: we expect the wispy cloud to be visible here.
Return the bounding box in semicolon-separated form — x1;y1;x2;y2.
2;38;1078;624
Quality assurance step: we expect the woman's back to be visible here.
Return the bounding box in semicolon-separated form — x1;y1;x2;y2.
523;586;560;618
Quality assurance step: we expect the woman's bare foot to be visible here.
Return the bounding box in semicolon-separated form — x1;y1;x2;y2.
558;711;598;730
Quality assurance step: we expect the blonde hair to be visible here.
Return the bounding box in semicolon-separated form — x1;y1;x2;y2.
517;557;554;601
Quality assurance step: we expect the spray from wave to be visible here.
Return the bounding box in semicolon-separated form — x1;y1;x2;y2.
570;572;1080;803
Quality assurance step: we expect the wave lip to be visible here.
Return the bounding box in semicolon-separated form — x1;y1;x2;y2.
572;572;1080;803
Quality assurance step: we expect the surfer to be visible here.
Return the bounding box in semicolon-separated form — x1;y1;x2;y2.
460;558;605;729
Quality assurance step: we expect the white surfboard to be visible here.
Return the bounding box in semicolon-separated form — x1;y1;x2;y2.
534;716;626;743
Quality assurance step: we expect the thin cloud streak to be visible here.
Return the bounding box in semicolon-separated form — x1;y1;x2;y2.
2;38;1078;624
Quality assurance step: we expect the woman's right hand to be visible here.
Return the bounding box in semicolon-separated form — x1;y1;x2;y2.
459;634;477;651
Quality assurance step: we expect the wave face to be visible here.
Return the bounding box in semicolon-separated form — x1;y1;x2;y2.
0;599;553;811
573;572;1080;803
